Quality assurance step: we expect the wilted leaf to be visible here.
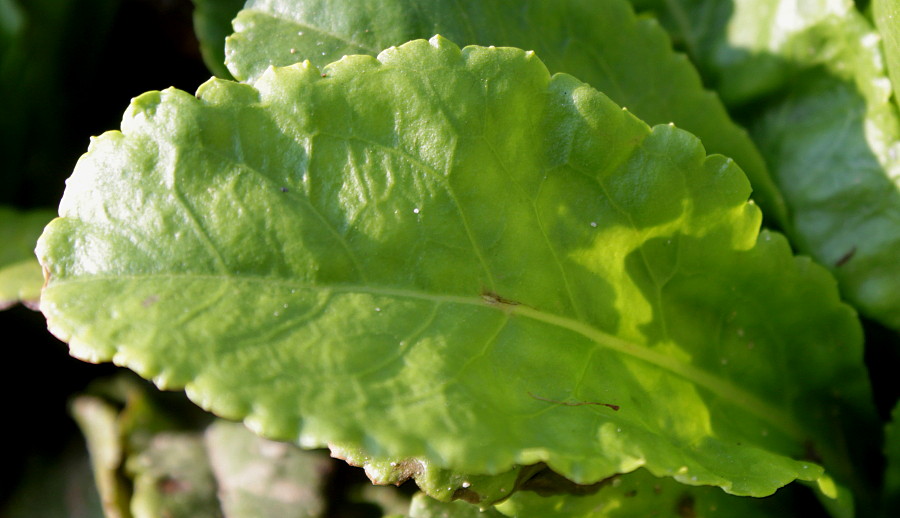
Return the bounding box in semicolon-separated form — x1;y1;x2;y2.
126;432;223;518
70;395;131;518
38;37;875;503
205;420;333;517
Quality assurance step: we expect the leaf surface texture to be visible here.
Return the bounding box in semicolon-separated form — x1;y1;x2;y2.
39;37;875;501
629;0;900;332
224;0;788;228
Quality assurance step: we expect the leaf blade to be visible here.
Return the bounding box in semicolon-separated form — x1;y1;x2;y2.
39;38;875;502
224;0;789;228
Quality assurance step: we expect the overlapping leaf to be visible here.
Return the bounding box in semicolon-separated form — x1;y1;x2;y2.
404;468;809;518
190;0;245;79
223;0;788;228
874;0;900;109
0;206;54;309
71;375;336;518
630;0;900;332
884;402;900;516
494;468;797;518
627;0;849;106
0;0;119;207
38;37;876;504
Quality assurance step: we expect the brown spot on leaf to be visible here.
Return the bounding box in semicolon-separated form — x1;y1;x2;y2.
528;392;619;411
452;487;483;504
518;464;613;496
142;295;159;308
676;494;696;518
158;476;189;494
803;439;823;464
482;290;521;307
835;247;856;267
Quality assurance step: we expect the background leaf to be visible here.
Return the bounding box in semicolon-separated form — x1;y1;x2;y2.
0;206;55;309
629;0;900;333
627;0;850;107
191;0;246;79
0;443;105;518
884;402;900;517
870;0;900;111
494;468;799;518
407;493;504;518
223;0;788;229
0;0;119;208
205;420;333;517
71;374;343;518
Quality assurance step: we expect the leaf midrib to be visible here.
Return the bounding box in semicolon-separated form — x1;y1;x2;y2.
51;272;809;444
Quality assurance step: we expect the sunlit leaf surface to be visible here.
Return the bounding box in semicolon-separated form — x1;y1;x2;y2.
39;37;875;503
224;0;788;228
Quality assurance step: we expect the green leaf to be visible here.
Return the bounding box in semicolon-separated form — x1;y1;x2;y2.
0;206;54;309
625;0;850;106
191;0;245;78
224;0;789;229
631;0;900;332
0;0;119;206
884;402;900;516
408;492;504;518
0;0;25;50
748;8;900;333
329;443;526;505
38;37;876;503
495;468;798;518
874;0;900;109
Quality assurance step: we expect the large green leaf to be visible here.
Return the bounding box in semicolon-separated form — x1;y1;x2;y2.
0;206;54;309
38;38;876;504
223;0;789;229
631;0;900;332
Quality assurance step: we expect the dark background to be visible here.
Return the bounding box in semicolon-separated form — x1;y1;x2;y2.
2;0;210;506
